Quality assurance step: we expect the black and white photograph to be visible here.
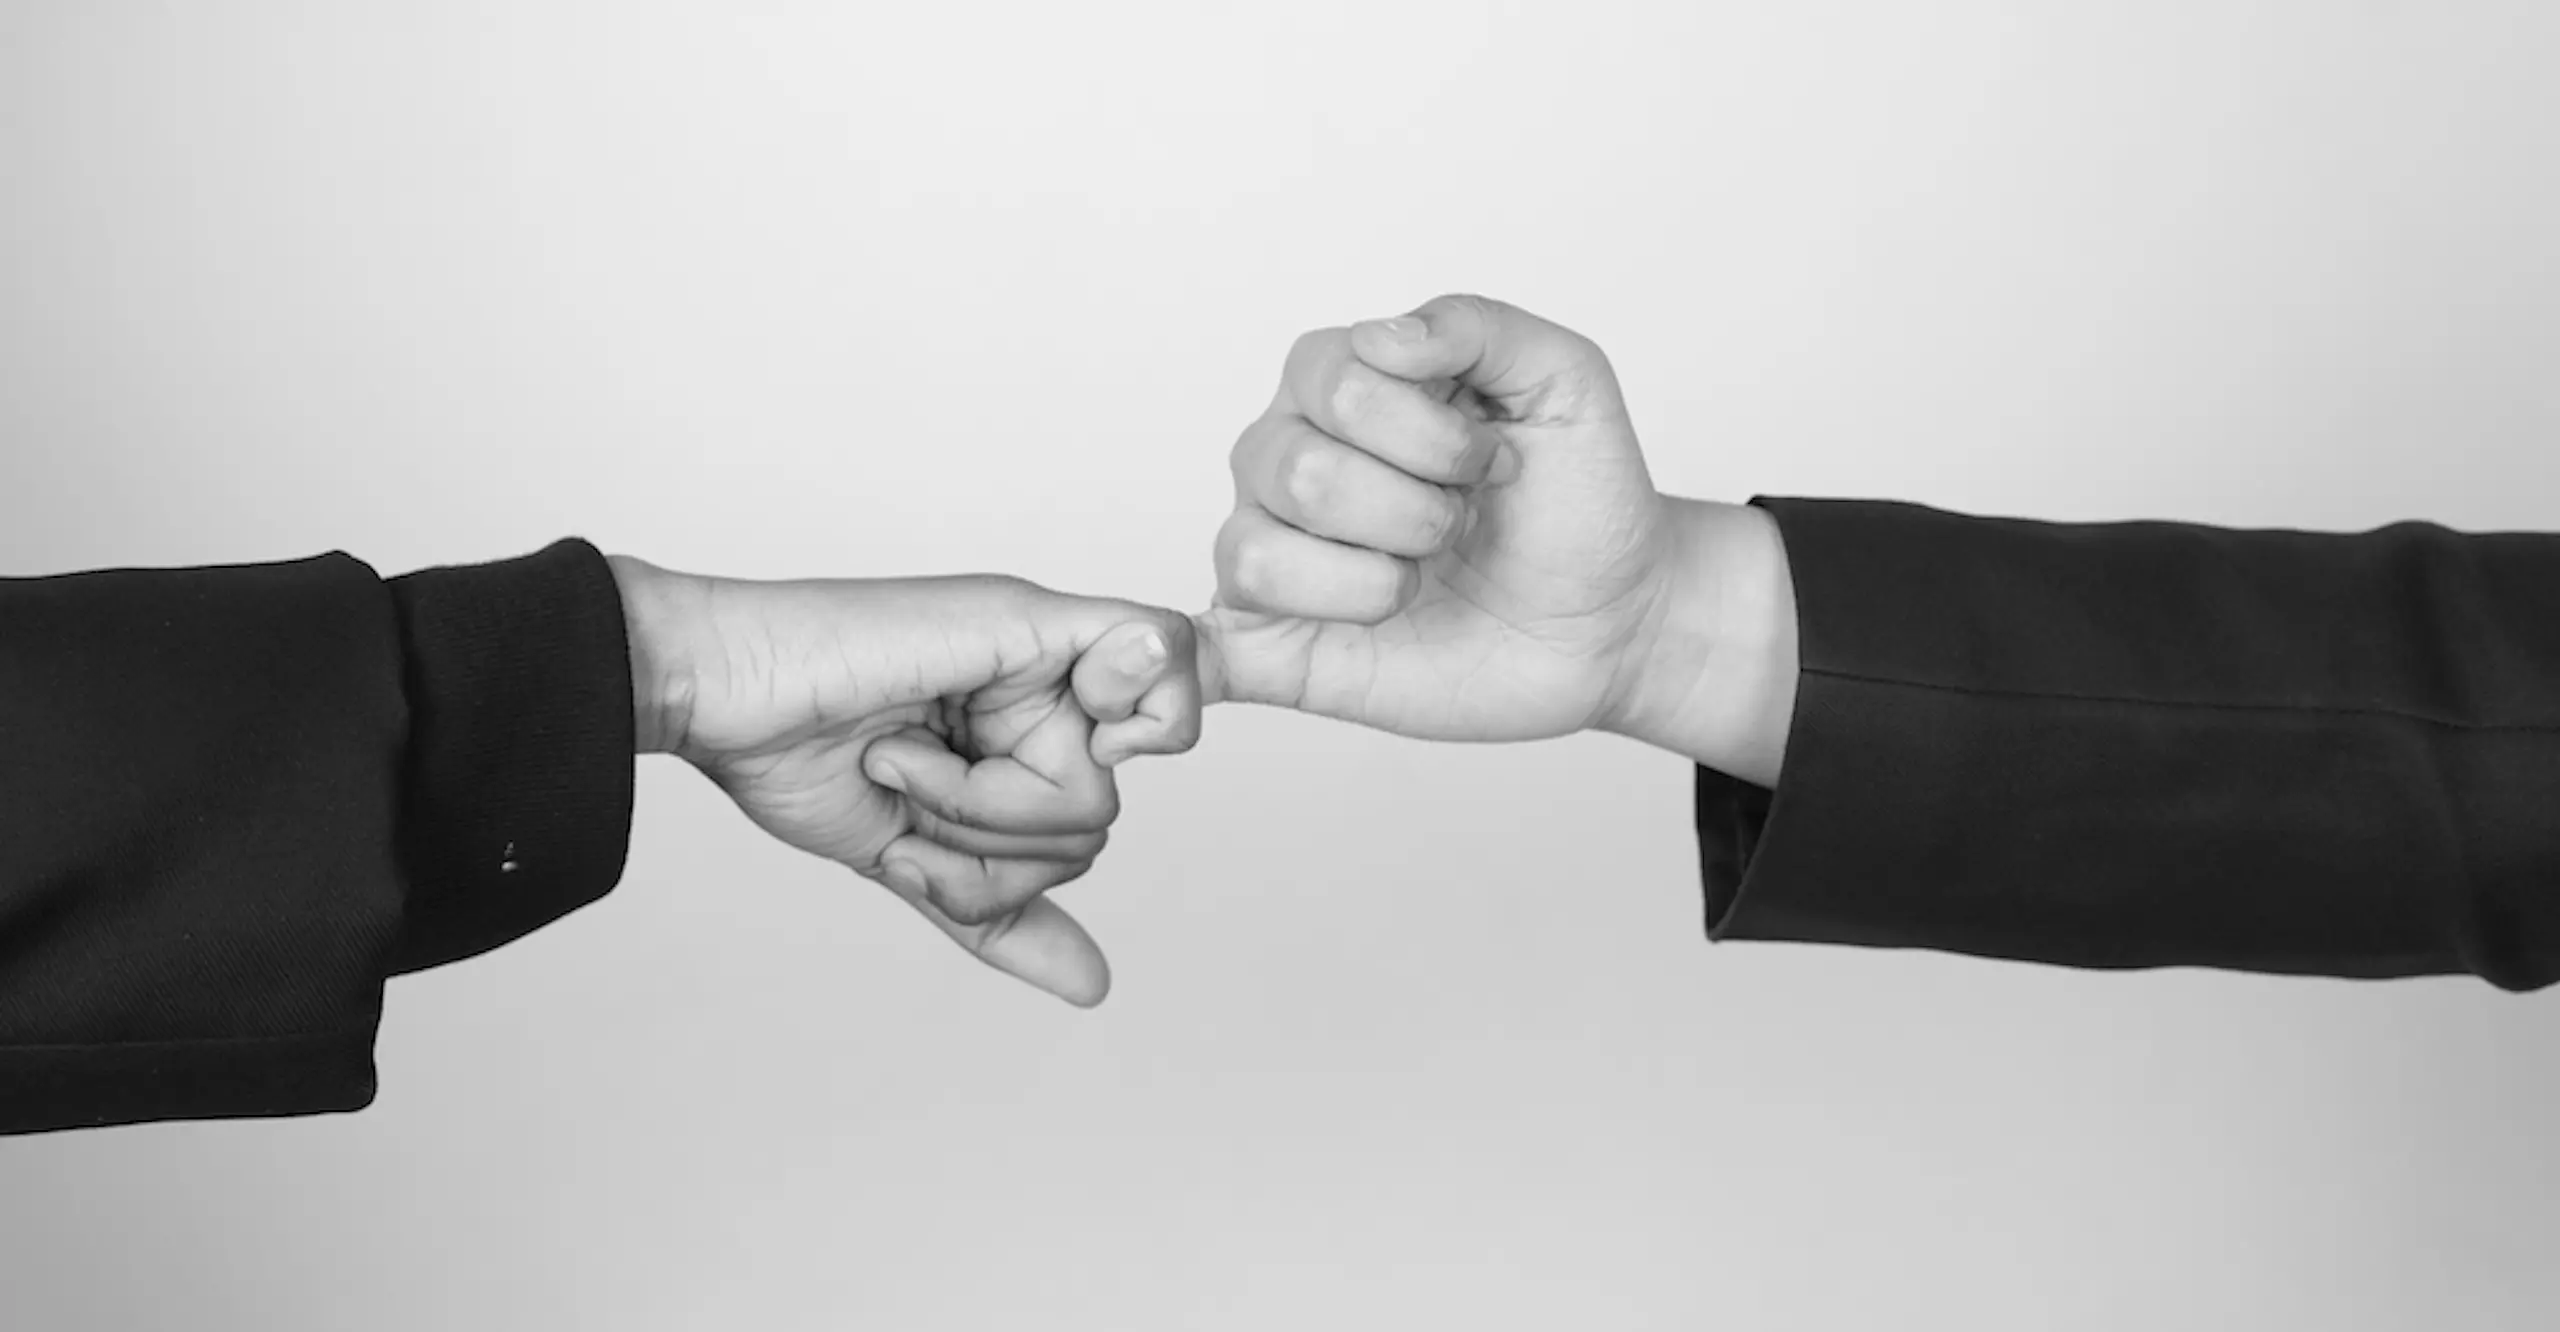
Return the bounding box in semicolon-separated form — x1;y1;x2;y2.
5;4;2558;1328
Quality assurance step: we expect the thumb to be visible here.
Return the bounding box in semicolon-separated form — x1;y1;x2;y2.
1344;293;1626;425
957;896;1112;1008
890;867;1113;1007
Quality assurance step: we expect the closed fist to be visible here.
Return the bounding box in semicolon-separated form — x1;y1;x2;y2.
1198;294;1675;743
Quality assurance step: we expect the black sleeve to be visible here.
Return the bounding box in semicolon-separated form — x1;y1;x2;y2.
1697;498;2560;991
0;539;635;1134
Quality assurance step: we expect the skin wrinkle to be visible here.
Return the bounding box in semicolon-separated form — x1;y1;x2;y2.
1335;627;1389;726
1604;522;1712;744
821;623;867;741
1256;618;1319;713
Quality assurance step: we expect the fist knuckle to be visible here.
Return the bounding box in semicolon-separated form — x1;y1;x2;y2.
1328;364;1376;428
1282;439;1336;516
1229;532;1283;605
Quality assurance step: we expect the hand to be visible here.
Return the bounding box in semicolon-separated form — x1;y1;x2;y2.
610;561;1203;1006
1199;294;1673;742
1197;294;1798;781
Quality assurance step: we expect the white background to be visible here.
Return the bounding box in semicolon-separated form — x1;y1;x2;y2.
5;3;2559;1328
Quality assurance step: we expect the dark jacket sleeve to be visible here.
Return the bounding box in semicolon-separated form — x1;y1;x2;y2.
0;539;635;1134
1698;498;2560;991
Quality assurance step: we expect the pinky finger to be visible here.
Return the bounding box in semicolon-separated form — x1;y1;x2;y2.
1089;621;1204;768
1072;620;1174;724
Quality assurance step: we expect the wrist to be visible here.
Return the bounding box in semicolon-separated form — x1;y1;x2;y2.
1599;498;1799;787
605;554;707;756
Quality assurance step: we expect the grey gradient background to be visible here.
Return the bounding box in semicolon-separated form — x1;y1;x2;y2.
5;3;2560;1328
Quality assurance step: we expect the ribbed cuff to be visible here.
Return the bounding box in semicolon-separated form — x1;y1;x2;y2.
0;1030;378;1135
386;539;636;974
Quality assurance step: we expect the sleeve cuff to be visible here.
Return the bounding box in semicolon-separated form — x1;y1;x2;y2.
386;539;636;974
0;1031;378;1136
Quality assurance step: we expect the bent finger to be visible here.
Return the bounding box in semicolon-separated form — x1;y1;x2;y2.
1277;327;1505;485
1071;620;1174;724
1214;504;1417;624
865;730;1119;834
1234;414;1472;559
1085;619;1203;767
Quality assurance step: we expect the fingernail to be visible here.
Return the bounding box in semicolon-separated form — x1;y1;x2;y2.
866;758;907;793
1486;441;1524;485
883;860;926;895
1120;628;1167;673
1366;315;1428;342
